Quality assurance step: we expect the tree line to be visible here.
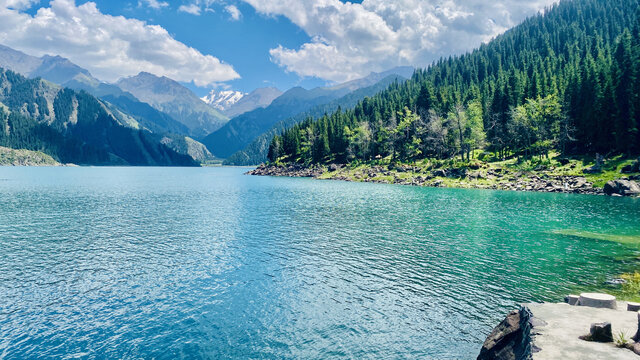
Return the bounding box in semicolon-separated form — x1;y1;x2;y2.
268;0;640;165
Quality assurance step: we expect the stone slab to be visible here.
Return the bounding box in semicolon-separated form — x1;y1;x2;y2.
527;302;638;360
579;293;617;309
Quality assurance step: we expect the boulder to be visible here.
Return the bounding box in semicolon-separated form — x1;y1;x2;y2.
628;302;640;312
477;307;532;360
603;180;640;196
604;278;627;286
328;164;340;172
433;169;447;177
587;322;613;342
578;293;617;309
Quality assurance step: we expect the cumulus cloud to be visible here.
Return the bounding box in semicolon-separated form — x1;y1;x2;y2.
140;0;168;9
242;0;558;82
0;0;240;86
225;4;241;21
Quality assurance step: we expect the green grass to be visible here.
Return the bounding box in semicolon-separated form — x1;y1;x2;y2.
0;147;59;166
615;272;640;302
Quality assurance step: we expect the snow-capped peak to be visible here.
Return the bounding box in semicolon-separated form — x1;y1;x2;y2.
201;90;246;111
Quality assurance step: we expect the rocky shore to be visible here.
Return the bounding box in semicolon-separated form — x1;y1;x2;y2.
479;295;640;360
247;162;640;196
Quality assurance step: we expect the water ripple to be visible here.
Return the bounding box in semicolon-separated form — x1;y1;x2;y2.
0;167;638;359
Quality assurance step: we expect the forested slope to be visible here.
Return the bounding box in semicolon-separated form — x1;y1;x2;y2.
268;0;640;165
0;69;196;166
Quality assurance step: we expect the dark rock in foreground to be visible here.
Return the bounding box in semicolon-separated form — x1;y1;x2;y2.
477;307;533;360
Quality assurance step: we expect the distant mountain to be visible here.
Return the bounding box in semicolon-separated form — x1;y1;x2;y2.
223;87;282;118
29;55;92;85
201;90;245;111
0;68;196;166
117;72;229;138
224;74;408;165
0;45;214;162
202;87;283;118
0;44;42;75
201;68;413;158
329;67;414;92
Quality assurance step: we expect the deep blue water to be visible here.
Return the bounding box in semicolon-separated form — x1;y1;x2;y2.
1;167;639;359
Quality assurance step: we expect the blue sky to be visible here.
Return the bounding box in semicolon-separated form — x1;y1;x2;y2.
1;0;557;96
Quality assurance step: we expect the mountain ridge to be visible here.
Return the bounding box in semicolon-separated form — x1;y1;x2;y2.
0;68;197;166
202;68;414;159
117;72;229;138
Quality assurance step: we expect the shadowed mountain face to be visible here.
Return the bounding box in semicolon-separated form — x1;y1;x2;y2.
0;68;197;166
202;68;414;159
116;72;229;139
0;45;217;162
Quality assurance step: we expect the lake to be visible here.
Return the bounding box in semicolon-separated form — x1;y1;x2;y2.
1;167;639;359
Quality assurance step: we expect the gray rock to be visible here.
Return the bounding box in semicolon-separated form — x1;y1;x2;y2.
580;322;613;343
604;278;627;286
603;180;640;196
433;169;447;177
627;302;640;312
578;293;617;309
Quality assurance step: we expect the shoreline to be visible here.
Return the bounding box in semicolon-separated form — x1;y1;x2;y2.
247;162;640;196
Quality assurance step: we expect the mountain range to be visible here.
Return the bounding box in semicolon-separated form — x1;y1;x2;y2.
0;43;416;166
0;68;195;166
201;87;283;118
201;67;414;159
0;45;223;162
224;73;408;165
116;72;228;139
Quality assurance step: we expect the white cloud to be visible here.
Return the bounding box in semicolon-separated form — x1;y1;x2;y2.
225;4;241;21
242;0;558;82
140;0;169;10
178;3;200;15
178;0;222;16
0;0;240;86
0;0;37;10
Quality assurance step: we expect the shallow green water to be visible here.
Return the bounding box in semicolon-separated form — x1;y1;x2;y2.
0;167;639;359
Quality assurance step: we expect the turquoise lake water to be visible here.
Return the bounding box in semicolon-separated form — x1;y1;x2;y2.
1;166;639;359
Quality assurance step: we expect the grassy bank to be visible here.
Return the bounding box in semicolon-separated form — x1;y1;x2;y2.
0;147;60;166
307;153;639;194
